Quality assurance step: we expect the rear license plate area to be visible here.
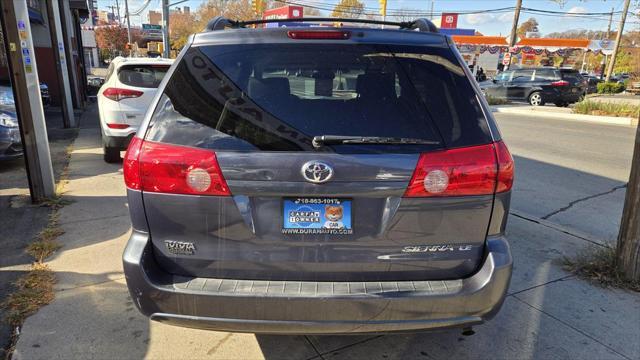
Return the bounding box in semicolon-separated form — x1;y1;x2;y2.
282;198;353;235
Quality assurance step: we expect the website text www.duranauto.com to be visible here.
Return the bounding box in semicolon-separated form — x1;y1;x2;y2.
282;228;353;235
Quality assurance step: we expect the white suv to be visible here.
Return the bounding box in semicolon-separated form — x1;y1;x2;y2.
98;57;174;162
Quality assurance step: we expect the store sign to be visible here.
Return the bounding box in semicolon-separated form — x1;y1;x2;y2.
263;5;304;20
440;13;458;29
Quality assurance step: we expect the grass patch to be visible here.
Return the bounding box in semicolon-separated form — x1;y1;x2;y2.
485;95;509;105
563;245;640;292
39;196;73;210
573;100;640;118
1;264;56;327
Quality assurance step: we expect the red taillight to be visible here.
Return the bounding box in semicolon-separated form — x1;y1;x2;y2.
123;137;143;190
107;123;129;129
550;80;569;87
123;139;230;196
287;30;351;40
495;141;514;193
404;142;514;197
103;87;143;101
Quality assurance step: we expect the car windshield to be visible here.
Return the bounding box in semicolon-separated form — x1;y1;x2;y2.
146;44;491;153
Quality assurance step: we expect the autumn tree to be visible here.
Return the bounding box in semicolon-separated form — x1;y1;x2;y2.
95;26;128;59
517;17;539;38
169;11;197;50
331;0;365;19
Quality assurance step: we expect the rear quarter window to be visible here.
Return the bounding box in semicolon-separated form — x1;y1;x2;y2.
145;43;492;154
118;65;169;88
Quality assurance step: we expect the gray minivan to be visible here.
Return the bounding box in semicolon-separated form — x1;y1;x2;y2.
122;17;514;334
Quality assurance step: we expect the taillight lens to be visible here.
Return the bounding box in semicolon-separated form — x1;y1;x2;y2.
550;80;569;87
287;30;351;40
495;141;514;193
123;137;143;190
103;87;143;101
404;142;514;197
122;139;231;196
107;123;129;129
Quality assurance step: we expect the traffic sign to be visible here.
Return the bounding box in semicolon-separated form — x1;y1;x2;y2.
502;52;512;66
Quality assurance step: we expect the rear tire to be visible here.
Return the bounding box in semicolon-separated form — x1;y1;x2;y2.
103;144;121;163
528;92;544;106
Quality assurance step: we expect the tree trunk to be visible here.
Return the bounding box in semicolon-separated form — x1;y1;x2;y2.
617;114;640;281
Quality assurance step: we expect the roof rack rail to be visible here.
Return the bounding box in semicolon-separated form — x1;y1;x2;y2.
204;17;439;33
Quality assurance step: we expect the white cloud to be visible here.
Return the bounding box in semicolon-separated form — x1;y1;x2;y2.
465;13;495;25
498;12;514;23
565;6;587;16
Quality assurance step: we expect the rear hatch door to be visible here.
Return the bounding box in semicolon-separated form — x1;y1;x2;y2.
140;38;497;282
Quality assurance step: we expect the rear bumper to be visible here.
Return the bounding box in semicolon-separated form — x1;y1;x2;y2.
123;231;512;334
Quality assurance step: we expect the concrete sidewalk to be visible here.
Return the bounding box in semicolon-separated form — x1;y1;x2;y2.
12;110;640;359
492;105;638;127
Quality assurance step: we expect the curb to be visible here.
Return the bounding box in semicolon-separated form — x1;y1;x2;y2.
491;106;638;127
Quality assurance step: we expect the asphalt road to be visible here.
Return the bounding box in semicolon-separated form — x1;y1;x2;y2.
494;113;637;242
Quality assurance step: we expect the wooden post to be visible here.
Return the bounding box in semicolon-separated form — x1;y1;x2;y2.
617;114;640;281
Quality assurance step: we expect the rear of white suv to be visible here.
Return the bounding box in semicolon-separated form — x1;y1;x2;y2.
98;57;173;162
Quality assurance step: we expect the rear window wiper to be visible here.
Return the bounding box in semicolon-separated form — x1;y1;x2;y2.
312;135;440;148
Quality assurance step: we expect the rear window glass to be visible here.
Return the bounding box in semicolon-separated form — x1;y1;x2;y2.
146;44;491;153
561;70;581;82
533;69;557;81
512;69;534;82
118;65;169;88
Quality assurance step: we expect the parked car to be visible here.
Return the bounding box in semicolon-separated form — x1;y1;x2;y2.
0;84;22;160
481;67;587;106
97;57;174;162
122;18;514;335
586;76;603;94
0;108;22;160
39;82;50;107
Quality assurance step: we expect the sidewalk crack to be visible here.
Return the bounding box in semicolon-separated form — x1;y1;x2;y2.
541;184;627;220
512;295;633;360
507;275;575;296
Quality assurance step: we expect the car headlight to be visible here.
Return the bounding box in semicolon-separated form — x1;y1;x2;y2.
0;112;18;127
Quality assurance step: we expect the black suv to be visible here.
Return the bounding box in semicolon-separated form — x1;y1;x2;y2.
122;17;514;335
482;67;587;106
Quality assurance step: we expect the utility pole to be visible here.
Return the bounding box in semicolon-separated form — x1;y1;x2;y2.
600;7;613;79
115;0;121;25
605;0;630;82
162;0;170;58
0;0;56;201
508;0;522;48
45;0;74;128
123;0;132;56
430;1;434;20
505;0;522;70
617;112;640;282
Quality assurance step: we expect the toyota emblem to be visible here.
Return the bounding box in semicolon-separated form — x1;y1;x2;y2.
301;161;334;184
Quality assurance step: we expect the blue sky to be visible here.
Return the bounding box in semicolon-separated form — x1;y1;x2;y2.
97;0;639;36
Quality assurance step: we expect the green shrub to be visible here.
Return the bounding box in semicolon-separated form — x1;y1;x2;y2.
573;100;640;117
596;81;625;94
485;94;509;105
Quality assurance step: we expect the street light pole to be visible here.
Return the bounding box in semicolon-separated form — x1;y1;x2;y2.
605;0;630;82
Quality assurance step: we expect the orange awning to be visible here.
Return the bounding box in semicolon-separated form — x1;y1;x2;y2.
517;38;590;48
450;35;591;49
451;35;507;45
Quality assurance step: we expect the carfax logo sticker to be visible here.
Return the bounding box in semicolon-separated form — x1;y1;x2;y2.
282;198;353;235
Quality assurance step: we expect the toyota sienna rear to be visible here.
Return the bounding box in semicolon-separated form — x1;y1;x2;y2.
122;18;514;334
